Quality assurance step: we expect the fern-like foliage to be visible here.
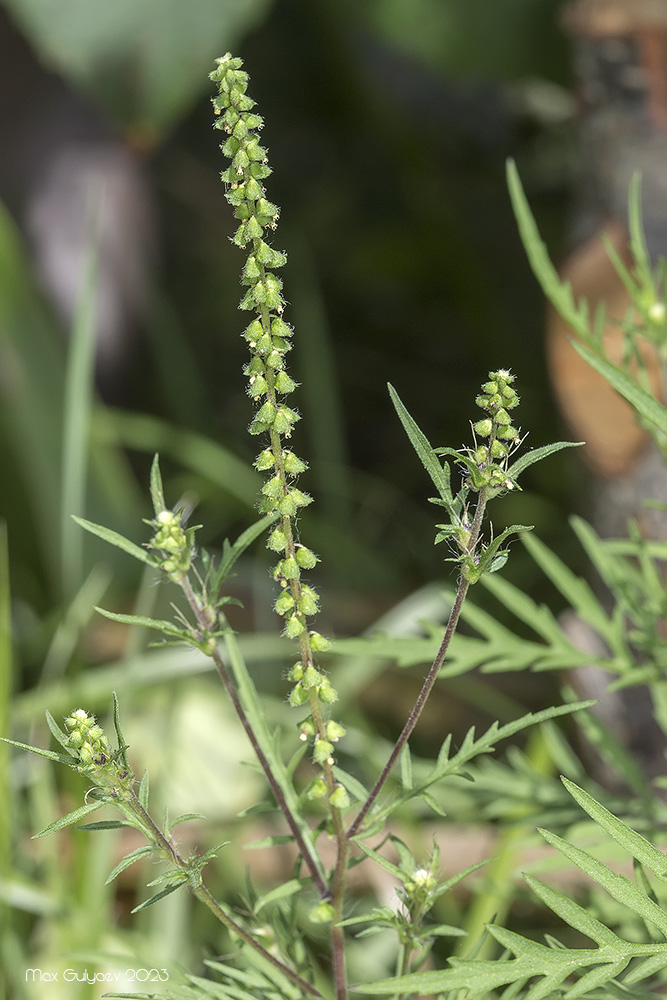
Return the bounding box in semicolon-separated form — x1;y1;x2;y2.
354;778;667;998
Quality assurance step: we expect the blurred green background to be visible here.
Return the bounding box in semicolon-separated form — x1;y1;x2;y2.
0;0;584;995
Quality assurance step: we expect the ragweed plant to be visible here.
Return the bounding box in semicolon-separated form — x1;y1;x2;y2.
14;51;667;1000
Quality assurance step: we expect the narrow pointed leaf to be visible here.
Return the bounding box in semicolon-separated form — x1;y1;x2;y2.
562;777;667;880
105;845;154;885
34;801;105;838
572;340;667;438
254;878;303;914
508;441;583;480
131;879;187;912
538;827;667;937
45;709;72;751
1;737;77;768
94;607;189;641
73;515;155;567
218;513;280;580
112;690;130;769
388;383;453;507
149;453;166;515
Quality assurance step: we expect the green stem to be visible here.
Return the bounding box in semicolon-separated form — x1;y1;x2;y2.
125;790;323;997
180;576;328;897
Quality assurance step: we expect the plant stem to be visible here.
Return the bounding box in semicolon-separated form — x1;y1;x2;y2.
125;790;323;997
347;492;487;839
179;577;328;897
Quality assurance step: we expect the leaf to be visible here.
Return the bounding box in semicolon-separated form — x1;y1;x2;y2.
1;737;77;769
138;769;149;809
112;690;130;770
131;879;187;913
105;845;154;884
73;516;155;567
166;812;206;834
571;340;667;439
356;842;405;882
149;453;166;515
217;514;280;582
507;159;591;341
33;801;105;838
94;607;190;642
508;440;584;480
538;826;667;938
75;820;135;831
388;383;453;508
561;777;667;881
254;878;304;914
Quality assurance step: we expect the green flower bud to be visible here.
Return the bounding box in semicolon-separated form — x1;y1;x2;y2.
473;419;493;437
318;679;338;704
309;632;331;652
306;778;328;800
284;615;305;638
489;439;508;459
301;665;322;688
298;587;320;616
261;475;282;500
245;216;263;240
254;449;275;471
283;451;307;475
255;401;276;425
274;591;295;615
274;371;297;394
267;527;287;551
248;374;268;398
329;785;350;810
288;683;309;707
289;662;304;682
309;901;335;924
313;738;334;763
271;317;293;338
280;556;300;579
474;445;489;465
295;546;318;568
326;720;346;742
243;319;263;343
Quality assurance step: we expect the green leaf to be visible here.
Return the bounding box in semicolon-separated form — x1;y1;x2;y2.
561;777;667;881
254;878;304;914
138;769;149;809
356;842;405;882
523;873;621;947
571;339;667;439
73;516;155;567
388;383;454;508
45;709;76;753
218;513;280;582
94;607;190;642
166;812;206;834
75;820;135;831
33;801;105;838
1;737;77;769
149;453;166;515
507;159;591;341
538;826;667;938
105;845;154;884
112;690;130;770
131;879;187;912
508;440;583;480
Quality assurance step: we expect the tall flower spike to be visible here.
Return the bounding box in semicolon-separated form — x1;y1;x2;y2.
210;55;344;779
